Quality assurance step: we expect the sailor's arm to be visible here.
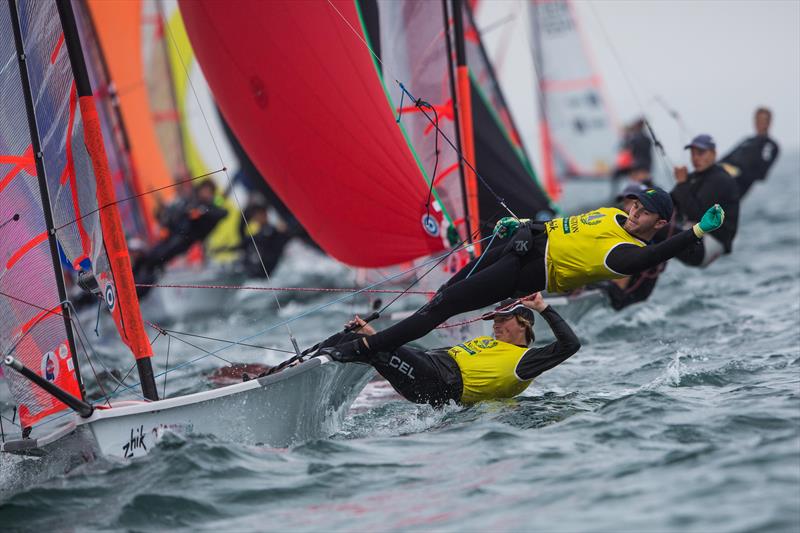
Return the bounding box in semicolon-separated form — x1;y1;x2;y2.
608;205;725;275
607;229;698;275
515;303;581;381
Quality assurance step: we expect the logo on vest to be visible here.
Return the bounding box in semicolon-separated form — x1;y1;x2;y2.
389;355;415;379
514;240;529;253
580;211;605;226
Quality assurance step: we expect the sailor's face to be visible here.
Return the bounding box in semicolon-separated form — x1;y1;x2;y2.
690;147;715;172
624;200;661;235
492;314;525;344
755;111;771;135
621;197;637;214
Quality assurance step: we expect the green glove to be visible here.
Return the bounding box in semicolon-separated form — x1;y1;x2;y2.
692;204;725;238
494;217;520;239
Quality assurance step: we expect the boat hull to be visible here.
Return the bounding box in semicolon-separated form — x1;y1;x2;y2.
1;357;374;461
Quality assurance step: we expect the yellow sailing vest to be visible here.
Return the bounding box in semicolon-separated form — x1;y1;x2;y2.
544;207;645;293
448;336;532;405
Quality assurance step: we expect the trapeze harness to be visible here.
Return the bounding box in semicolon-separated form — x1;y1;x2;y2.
361;207;700;354
368;306;580;406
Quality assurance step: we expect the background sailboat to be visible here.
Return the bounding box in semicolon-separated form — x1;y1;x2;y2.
1;0;372;464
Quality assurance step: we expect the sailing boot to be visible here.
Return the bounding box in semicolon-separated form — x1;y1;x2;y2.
319;337;371;363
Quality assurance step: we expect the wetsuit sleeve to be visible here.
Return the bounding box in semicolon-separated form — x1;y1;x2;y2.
515;306;580;381
670;182;708;222
606;229;699;275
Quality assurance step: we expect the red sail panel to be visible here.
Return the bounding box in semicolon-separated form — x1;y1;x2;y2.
0;3;81;427
179;0;445;267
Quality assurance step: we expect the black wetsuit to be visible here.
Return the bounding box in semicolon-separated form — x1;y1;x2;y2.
721;134;780;198
364;218;701;353
239;223;292;277
670;163;740;263
347;306;578;407
133;199;227;295
595;219;676;310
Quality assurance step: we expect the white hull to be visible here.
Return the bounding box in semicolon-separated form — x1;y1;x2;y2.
1;357;373;460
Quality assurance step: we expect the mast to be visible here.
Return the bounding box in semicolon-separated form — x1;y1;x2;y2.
463;3;527;160
56;0;159;401
81;0;155;242
450;0;481;254
529;1;560;201
441;0;472;251
8;0;86;401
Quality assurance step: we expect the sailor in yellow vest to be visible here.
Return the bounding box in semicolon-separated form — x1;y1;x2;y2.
324;187;725;362
341;293;579;406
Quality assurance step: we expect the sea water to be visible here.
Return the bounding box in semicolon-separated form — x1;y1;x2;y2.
1;152;798;532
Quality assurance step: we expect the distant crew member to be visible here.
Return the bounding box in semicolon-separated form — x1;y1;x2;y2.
330;293;579;407
323;187;726;361
672;134;740;268
720;107;780;198
239;198;292;278
134;180;227;294
614;118;653;178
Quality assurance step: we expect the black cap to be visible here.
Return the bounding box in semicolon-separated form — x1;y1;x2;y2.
625;186;674;221
684;134;716;151
481;298;535;324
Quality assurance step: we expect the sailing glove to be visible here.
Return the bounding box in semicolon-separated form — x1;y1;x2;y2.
494;217;530;239
692;204;725;238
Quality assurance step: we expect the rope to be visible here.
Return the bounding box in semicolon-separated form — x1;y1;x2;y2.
133;283;435;295
397;83;516;219
106;234;495;398
584;3;676;181
161;11;297;350
326;0;515;219
52;168;225;233
0;213;19;232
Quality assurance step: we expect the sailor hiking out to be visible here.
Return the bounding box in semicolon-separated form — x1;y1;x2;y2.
334;293;579;406
323;187;726;361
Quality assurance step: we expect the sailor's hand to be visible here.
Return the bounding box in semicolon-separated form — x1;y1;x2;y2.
692;204;725;238
345;315;376;335
674;166;688;184
494;217;520;239
520;292;548;312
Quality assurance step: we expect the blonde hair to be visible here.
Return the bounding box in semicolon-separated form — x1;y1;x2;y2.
515;315;533;345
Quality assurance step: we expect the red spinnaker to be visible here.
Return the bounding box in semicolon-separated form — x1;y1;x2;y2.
179;0;445;267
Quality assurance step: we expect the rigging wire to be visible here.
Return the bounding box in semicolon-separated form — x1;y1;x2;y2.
52;167;225;233
584;2;677;180
326;0;517;220
160;10;303;355
105;233;496;398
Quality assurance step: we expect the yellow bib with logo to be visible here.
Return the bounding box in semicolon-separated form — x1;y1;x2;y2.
544;207;645;293
447;336;532;405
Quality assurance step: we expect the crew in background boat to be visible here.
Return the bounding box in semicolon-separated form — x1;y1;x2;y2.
238;196;293;278
332;293;579;407
133;179;228;295
720;107;780;199
324;187;726;362
672;134;740;268
592;183;668;311
614;118;653;180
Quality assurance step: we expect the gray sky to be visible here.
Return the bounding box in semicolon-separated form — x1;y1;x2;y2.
478;0;800;168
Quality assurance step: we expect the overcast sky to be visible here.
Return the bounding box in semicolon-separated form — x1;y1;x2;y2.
477;0;800;169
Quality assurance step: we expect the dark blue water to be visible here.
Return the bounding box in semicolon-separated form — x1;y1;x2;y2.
2;152;799;532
